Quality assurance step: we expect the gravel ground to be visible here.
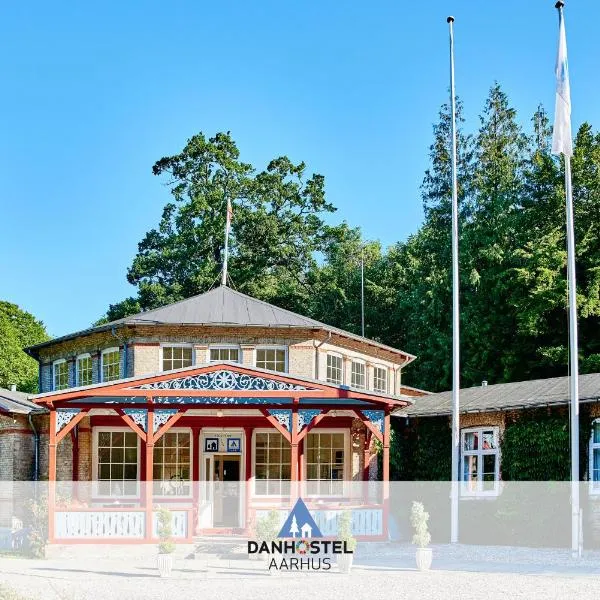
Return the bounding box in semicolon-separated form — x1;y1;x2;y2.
2;545;600;600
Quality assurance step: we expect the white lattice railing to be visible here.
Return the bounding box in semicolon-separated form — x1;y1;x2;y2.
255;507;383;537
152;510;188;538
313;508;383;536
54;509;190;540
55;510;145;539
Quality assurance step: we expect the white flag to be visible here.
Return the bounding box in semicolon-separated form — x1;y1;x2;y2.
226;199;233;233
551;8;573;157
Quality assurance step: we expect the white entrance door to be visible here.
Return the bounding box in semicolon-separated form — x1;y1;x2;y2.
198;431;244;529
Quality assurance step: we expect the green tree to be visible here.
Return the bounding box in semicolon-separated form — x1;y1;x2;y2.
0;302;49;392
103;132;336;321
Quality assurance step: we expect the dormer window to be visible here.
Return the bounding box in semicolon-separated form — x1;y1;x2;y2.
209;346;240;363
326;353;343;385
162;345;193;371
351;360;366;389
255;347;287;372
76;354;93;387
53;359;69;391
373;365;388;393
101;348;121;382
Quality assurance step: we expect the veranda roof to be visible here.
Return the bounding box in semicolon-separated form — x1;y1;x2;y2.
31;361;413;409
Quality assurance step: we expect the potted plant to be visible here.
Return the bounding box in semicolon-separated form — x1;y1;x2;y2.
156;507;176;578
336;510;357;574
410;501;432;571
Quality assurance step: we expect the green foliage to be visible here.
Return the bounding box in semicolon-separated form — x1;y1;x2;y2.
0;302;49;393
337;510;357;551
256;510;281;543
100;84;600;395
156;507;175;554
501;410;570;481
410;501;431;548
101;132;338;321
24;496;48;558
393;417;451;481
0;584;34;600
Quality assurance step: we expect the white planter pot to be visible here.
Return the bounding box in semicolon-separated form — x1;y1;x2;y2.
415;548;432;571
337;553;354;574
157;553;173;578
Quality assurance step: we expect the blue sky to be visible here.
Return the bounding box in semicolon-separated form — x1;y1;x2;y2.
1;1;598;337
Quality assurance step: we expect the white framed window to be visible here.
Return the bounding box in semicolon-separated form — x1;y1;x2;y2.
305;431;347;497
255;347;287;372
154;429;192;497
76;354;93;387
209;345;241;363
589;420;600;494
162;345;193;371
373;365;388;393
93;428;140;497
351;360;366;389
101;347;121;382
461;427;500;496
253;431;291;496
53;359;69;391
326;353;343;385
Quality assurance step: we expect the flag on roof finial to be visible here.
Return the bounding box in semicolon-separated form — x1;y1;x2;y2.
221;199;234;286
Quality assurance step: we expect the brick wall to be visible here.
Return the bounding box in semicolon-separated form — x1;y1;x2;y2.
35;325;410;385
0;414;37;525
288;342;315;379
133;344;160;376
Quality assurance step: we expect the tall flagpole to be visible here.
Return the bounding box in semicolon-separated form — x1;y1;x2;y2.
361;246;365;337
447;15;460;544
565;150;580;556
552;0;580;556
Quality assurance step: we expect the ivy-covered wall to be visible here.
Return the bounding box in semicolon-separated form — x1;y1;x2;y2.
392;416;451;481
390;404;599;546
393;404;595;482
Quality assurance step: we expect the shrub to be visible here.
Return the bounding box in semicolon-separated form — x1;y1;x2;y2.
24;496;47;558
156;508;175;555
410;501;431;548
256;510;281;544
337;510;357;552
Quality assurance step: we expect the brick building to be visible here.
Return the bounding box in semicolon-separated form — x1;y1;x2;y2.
395;374;600;545
12;285;426;544
0;387;46;527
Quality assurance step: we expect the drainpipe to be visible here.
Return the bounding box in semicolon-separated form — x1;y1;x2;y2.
313;331;332;380
123;341;128;378
28;413;39;482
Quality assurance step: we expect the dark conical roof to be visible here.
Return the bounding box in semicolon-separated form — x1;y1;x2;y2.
109;285;325;328
25;285;416;364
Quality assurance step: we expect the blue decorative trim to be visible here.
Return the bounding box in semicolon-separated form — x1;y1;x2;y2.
153;409;178;433
130;369;309;392
123;408;148;432
362;409;385;434
153;396;292;405
56;408;81;432
267;409;292;432
298;409;321;432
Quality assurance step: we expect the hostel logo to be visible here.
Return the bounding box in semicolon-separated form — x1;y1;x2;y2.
278;497;323;538
248;498;353;572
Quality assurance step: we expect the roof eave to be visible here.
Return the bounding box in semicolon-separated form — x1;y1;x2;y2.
26;321;415;364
